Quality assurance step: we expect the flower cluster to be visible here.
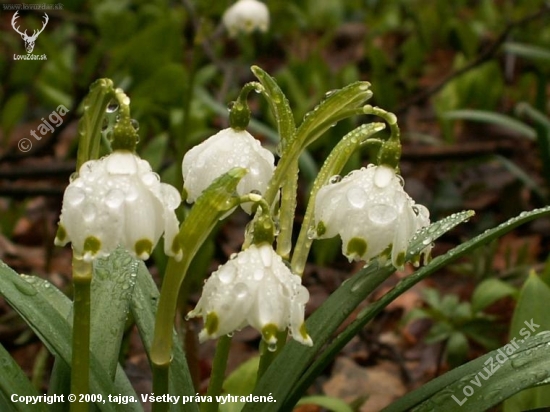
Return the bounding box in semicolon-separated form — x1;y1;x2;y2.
222;0;270;37
181;128;275;212
313;164;430;268
187;244;312;346
55;151;182;262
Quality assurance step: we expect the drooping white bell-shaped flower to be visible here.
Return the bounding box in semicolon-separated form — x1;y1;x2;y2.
313;164;430;268
182;128;275;213
187;243;313;347
222;0;270;37
55;150;182;262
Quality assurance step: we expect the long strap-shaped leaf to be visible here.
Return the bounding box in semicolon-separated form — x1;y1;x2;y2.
130;260;198;412
0;263;140;412
286;206;550;409
0;343;46;412
383;331;550;411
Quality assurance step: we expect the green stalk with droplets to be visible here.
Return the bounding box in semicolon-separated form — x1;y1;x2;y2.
70;257;92;412
151;169;246;412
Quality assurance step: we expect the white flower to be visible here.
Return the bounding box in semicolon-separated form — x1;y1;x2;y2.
187;244;313;347
182;128;275;213
313;165;430;268
55;151;182;262
222;0;270;37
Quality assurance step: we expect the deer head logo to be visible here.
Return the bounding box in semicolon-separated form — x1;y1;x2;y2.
11;11;49;54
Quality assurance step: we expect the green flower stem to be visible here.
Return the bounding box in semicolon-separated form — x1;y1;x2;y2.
276;162;298;260
151;170;246;411
76;79;116;170
70;257;92;412
201;336;232;412
290;123;386;275
257;330;287;380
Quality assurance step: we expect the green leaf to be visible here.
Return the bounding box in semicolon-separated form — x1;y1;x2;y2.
297;395;354;412
504;272;550;411
296;81;373;150
381;331;550;411
287;206;550;411
0;263;140;411
471;278;517;313
251;66;296;151
442;110;536;140
130;260;198;412
223;357;260;396
244;210;474;412
91;249;139;379
0;343;46;412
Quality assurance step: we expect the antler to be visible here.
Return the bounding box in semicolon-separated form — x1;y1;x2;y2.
11;11;49;40
11;11;28;37
33;13;49;38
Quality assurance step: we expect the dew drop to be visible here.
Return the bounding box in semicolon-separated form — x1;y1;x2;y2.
253;269;264;281
106;101;119;113
267;342;277;352
368;204;397;225
218;266;236;284
346;187;368;208
101;118;109;131
83;203;96;222
65;186;86;206
142;172;160;187
125;186;139;202
234;282;249;299
130;119;139;131
329;175;342;184
105;189;124;208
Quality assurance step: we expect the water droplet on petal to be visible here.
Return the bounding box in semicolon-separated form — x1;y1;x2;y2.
65;186;86;206
253;269;264;281
234;282;249;299
329;175;342;184
125;186;139;202
142;172;160;187
218;266;236;284
83;203;96;222
267;342;277;352
346;187;367;208
368;204;397;225
105;189;124;208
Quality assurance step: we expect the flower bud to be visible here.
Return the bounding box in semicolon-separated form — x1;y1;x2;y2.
55;151;182;262
222;0;270;37
182;128;275;213
187;244;312;347
313;165;430;268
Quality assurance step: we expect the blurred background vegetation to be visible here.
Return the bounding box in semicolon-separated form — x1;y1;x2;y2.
1;0;550;409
